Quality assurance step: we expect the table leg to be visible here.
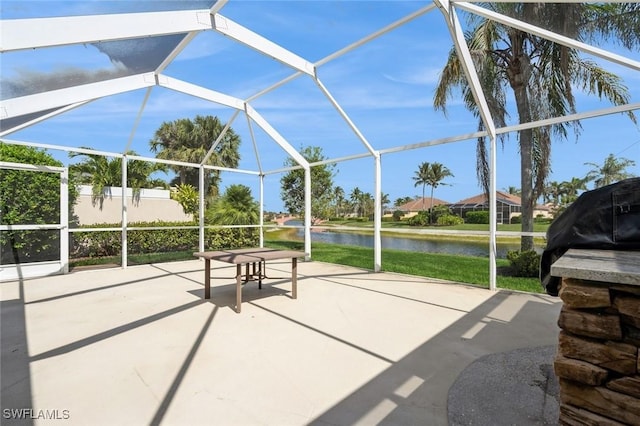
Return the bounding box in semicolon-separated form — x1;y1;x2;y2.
292;257;297;299
236;263;242;313
204;259;211;299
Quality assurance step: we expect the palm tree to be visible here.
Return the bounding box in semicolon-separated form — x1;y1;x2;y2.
206;184;259;225
543;181;563;205
560;177;588;205
149;115;241;198
434;3;638;251
360;192;374;218
349;187;363;217
412;162;431;211
380;192;390;215
413;162;454;223
69;149;167;209
333;186;345;218
394;196;413;208
426;163;454;216
503;186;521;197
584;153;636;188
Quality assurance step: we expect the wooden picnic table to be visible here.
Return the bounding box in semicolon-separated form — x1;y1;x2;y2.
193;248;305;313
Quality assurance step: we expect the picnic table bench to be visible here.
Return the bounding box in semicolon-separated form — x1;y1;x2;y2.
193;248;305;313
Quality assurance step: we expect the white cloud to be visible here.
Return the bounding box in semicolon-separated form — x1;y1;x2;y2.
382;65;442;86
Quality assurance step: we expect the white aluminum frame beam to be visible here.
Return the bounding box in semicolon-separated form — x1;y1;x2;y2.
246;3;435;103
379;102;640;157
210;0;228;14
211;14;315;76
1;73;156;120
457;2;640;72
245;103;311;258
436;0;499;291
244;105;308;168
0;138;261;176
124;87;153;153
1;10;213;52
0;102;91;137
201;110;241;165
245;113;264;175
155;32;200;75
158;75;245;110
316;3;437;67
314;78;377;156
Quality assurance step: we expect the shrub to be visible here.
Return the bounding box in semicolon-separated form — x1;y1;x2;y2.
437;214;464;226
408;211;429;226
534;215;551;224
70;221;259;259
510;215;522;224
431;204;450;222
506;250;540;278
170;184;199;219
392;210;405;221
465;211;489;224
1;143;79;264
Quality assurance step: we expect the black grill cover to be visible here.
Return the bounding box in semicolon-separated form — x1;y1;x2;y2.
540;177;640;296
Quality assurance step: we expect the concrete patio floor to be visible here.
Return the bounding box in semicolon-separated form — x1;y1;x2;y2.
1;259;562;425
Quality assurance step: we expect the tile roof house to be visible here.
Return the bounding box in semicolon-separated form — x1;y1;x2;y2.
396;197;450;212
449;191;551;224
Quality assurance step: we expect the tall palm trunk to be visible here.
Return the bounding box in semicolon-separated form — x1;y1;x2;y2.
507;40;535;251
429;186;435;225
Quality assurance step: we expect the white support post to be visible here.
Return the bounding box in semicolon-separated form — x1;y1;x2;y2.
489;137;497;291
199;166;205;253
259;174;264;248
436;0;498;291
304;168;311;261
121;156;128;269
60;168;69;274
374;154;382;272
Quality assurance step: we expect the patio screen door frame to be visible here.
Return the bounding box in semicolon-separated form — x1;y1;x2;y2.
0;161;69;281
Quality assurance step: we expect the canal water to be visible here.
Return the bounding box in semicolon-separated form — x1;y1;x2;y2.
287;221;541;258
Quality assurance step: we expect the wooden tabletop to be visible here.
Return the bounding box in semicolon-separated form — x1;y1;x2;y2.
550;249;640;286
193;247;305;264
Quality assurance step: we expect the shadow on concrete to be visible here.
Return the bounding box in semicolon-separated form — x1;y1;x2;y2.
302;291;560;426
1;276;34;425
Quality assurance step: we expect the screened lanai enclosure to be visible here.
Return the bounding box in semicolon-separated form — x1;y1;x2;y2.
1;1;639;288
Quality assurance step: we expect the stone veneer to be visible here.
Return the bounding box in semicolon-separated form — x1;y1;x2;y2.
551;249;640;425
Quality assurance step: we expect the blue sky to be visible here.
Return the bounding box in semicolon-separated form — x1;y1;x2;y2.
2;0;639;212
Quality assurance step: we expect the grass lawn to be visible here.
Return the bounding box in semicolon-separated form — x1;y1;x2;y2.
264;234;544;294
319;219;551;233
69;231;544;294
70;250;195;269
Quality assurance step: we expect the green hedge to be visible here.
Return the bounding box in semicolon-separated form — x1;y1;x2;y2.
1;143;79;264
70;221;259;259
506;250;540;277
465;211;489;224
437;214;464;226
